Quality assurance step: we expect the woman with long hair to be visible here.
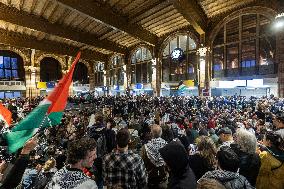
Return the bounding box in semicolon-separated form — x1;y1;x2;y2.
188;136;217;180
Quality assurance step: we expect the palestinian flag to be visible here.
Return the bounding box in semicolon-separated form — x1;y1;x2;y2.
0;103;11;127
4;52;81;153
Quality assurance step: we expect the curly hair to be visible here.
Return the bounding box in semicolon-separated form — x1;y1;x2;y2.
67;137;97;164
234;128;257;154
196;136;217;167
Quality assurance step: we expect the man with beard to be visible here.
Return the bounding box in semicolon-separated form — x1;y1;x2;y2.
46;138;97;189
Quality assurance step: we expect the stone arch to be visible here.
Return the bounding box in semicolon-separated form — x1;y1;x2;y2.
129;43;154;65
128;44;154;65
0;46;29;66
109;54;124;68
35;53;65;70
209;6;277;45
158;30;199;60
78;59;92;74
39;57;63;82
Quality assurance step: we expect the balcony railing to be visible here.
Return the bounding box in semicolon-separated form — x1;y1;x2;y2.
213;64;278;78
0;81;25;86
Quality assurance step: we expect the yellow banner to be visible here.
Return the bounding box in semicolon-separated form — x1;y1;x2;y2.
183;80;194;87
37;82;47;89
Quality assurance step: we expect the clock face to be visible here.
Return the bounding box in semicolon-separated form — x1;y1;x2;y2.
171;48;183;60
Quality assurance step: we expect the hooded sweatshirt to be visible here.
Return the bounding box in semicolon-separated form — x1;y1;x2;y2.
159;141;196;189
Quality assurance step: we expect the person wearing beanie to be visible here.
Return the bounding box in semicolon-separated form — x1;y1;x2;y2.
159;141;197;189
217;127;234;148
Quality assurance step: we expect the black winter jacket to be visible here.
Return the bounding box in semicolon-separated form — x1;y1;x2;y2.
200;170;255;189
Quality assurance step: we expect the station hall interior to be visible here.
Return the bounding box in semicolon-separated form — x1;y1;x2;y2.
0;0;283;98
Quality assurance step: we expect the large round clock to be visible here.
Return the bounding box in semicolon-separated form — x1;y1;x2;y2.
171;48;184;61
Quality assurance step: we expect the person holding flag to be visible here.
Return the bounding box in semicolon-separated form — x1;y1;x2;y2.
4;52;81;154
0;103;11;128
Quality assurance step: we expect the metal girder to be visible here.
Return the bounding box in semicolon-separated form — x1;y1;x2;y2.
171;0;207;35
57;0;158;45
0;28;109;62
0;2;127;54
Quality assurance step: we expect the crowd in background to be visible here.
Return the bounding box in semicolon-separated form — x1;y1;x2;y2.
0;94;283;188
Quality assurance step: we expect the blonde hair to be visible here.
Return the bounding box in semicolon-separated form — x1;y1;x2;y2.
43;158;56;172
196;136;217;167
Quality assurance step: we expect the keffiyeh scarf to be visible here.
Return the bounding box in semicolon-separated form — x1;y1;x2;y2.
145;138;167;167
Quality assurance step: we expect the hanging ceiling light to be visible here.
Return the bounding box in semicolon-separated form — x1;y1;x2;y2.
274;12;284;29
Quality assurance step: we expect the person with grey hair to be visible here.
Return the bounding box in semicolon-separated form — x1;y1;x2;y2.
141;124;168;189
230;129;260;187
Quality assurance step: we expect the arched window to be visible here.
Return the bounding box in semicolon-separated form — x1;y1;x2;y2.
0;50;24;80
131;47;152;84
73;62;89;84
40;57;62;82
162;34;197;82
94;62;104;86
212;13;276;77
188;64;194;74
109;55;124;86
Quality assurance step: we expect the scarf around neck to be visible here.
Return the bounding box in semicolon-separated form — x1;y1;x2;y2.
145;138;167;167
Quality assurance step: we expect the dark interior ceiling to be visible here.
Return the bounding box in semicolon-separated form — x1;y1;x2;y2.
0;0;280;62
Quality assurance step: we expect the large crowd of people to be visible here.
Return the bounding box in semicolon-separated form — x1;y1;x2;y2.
0;94;283;189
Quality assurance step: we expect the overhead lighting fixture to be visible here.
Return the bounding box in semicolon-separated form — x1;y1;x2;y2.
274;12;284;29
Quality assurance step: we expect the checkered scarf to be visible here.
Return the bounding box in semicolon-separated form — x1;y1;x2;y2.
145;138;167;167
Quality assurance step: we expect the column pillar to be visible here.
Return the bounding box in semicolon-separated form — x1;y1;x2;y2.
122;65;127;93
124;53;131;95
151;58;157;96
277;31;284;97
89;74;95;91
275;4;284;97
24;66;38;98
153;46;161;97
105;70;110;95
197;46;210;96
205;47;212;96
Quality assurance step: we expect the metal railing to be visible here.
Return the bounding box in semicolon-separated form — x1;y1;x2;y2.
0;81;25;86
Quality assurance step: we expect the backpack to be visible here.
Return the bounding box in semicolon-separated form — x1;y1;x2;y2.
147;162;167;185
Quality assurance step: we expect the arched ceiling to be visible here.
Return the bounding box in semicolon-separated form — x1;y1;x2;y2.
0;0;280;62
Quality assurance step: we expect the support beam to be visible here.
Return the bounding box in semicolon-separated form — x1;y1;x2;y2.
171;0;207;35
57;0;158;45
0;2;127;54
0;28;108;62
